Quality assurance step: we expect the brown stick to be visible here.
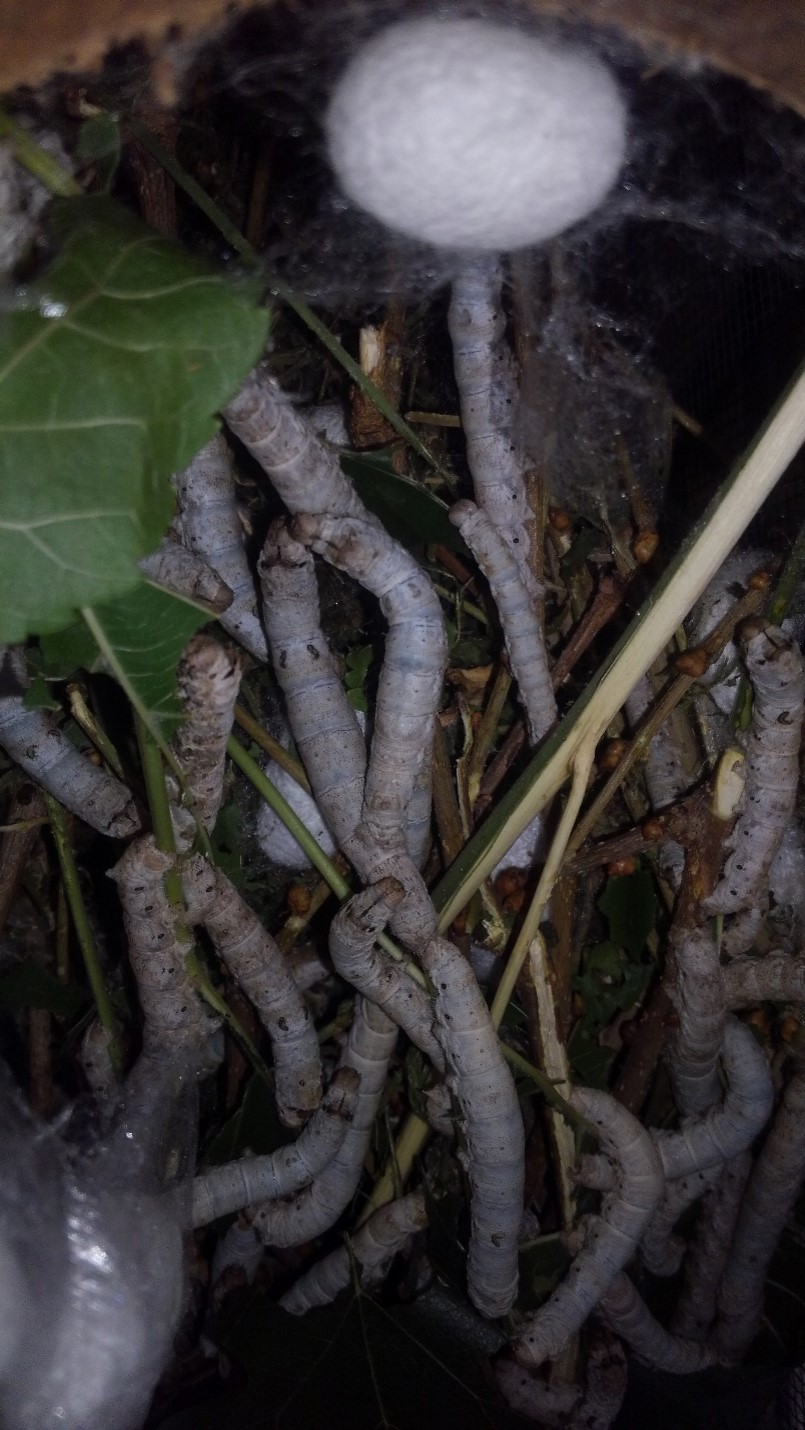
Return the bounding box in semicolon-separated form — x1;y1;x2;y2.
0;782;46;941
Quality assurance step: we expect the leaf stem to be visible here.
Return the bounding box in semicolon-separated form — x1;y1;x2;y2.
233;704;310;792
43;792;123;1075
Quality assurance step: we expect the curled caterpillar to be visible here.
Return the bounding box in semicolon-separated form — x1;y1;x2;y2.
279;1189;427;1315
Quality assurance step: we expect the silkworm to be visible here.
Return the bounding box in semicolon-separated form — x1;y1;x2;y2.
654;1018;773;1181
705;623;805;916
110;838;216;1062
497;1331;627;1428
173;433;268;661
210;1220;263;1289
449;499;556;744
597;1273;720;1373
191;1068;360;1226
665;926;726;1116
671;1151;752;1343
329;880;444;1069
714;1072;805;1361
259;519;366;851
182;857;322;1127
723;951;805;1009
0;646;140;839
79;1020;117;1097
624;674;689;886
293;512;446;853
279;1188;427;1315
139;538;234;613
224;366;376;524
514;1087;663;1366
447;256;536;591
168;634;243;852
639;1163;722;1277
419;932;525;1319
252;997;398;1249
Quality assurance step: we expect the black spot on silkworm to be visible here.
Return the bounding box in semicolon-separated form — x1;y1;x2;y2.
279;651;288;669
307;643;320;660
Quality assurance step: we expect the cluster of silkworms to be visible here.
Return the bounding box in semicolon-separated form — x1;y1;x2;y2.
2;257;805;1430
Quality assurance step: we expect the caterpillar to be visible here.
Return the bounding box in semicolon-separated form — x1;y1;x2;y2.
597;1273;720;1373
0;646;140;840
449;499;556;744
191;1068;360;1226
497;1331;627;1428
714;1072;805;1361
293;511;446;855
252;997;398;1249
671;1151;752;1343
420;932;525;1319
139;539;234;613
705;622;805;916
182;857;322;1127
639;1163;721;1277
279;1189;427;1315
447;256;536;593
259;519;366;852
168;634;243;853
329;880;444;1070
665;925;726;1116
173;433;268;661
513;1087;663;1366
224;366;376;525
110;838;216;1064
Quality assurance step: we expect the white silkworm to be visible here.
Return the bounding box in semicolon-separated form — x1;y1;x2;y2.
0;646;140;839
182;857;322;1127
665;926;726;1116
686;550;769;717
639;1163;722;1277
252;997;398;1249
419;932;524;1320
448;257;537;593
449;499;556;744
293;512;446;852
210;1220;263;1289
173;434;267;661
79;1020;117;1097
705;623;805;916
168;634;243;852
514;1088;663;1367
279;1189;427;1315
139;539;234;613
259;520;366;851
723;950;805;1008
329;881;444;1069
624;674;689;886
597;1273;720;1374
671;1151;752;1342
110;838;216;1062
191;1067;360;1227
224;367;376;524
497;1332;627;1428
654;1019;773;1181
714;1072;805;1361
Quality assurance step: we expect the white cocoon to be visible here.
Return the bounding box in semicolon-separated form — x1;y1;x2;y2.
325;18;627;252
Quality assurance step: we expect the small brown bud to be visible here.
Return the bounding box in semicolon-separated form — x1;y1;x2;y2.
620;1016;639;1046
599;739;629;772
549;507;572;532
745;1007;771;1038
779;1013;800;1043
675;647;709;679
641;818;665;843
287;884;311;918
748;568;773;591
632;530;659;564
572;992;587;1018
607;857;638;877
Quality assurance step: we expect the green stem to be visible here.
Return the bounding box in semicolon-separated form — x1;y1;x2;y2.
0;110;81;196
134;711;183;905
124;118;448;479
44;792;123;1075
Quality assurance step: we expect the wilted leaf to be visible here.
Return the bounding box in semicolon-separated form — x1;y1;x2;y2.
598;865;657;957
342;451;466;554
0;195;268;642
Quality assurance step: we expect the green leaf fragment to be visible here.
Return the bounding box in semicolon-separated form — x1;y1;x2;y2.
598;865;657;956
0;194;268;642
341;451;466;554
0;959;88;1018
